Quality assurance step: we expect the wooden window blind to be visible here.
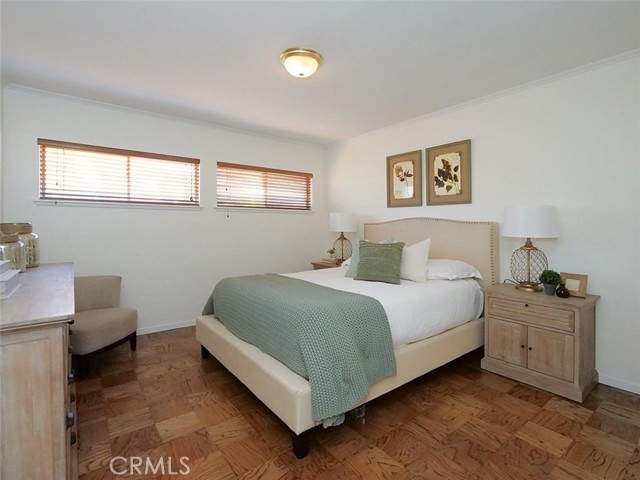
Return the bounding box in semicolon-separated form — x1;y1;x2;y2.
216;162;313;211
38;139;200;206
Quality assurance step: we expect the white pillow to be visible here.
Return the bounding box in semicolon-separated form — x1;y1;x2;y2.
399;239;431;283
426;259;482;280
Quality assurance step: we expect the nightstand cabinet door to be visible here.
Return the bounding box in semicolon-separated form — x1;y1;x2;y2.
527;326;574;382
481;284;599;403
486;318;527;367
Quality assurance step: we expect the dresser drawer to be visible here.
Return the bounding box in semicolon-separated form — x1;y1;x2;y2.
488;297;574;332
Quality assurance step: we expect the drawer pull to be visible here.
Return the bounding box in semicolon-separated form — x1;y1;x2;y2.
528;347;533;351
521;345;525;349
524;303;529;307
70;432;77;446
66;412;75;429
67;371;75;384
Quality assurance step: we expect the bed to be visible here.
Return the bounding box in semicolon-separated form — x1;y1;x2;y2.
196;217;498;457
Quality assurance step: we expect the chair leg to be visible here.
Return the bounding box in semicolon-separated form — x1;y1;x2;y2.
129;332;137;351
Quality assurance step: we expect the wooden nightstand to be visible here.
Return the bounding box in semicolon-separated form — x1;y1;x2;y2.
481;284;599;402
311;261;341;270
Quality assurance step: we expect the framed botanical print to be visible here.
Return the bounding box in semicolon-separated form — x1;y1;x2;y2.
386;150;422;207
426;139;471;205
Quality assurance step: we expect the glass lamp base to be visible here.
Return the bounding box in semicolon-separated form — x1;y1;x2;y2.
510;239;548;289
333;234;352;262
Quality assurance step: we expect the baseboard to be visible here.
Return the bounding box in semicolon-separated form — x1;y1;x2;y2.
598;374;640;395
137;318;196;336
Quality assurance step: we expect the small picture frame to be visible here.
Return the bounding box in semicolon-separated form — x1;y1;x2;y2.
561;272;588;298
386;150;422;208
426;139;471;205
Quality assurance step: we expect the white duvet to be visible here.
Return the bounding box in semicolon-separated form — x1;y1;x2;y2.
285;266;483;348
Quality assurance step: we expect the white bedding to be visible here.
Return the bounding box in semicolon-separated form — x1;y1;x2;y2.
285;266;483;348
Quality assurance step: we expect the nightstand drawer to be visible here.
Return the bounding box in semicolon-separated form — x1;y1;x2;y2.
488;297;574;332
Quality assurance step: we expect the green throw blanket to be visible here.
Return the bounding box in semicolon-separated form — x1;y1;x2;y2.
202;274;397;426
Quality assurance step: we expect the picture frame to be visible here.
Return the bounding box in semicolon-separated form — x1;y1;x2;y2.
386;150;422;208
426;139;471;205
561;272;588;298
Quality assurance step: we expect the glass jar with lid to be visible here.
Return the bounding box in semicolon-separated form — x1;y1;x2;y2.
0;233;26;272
0;223;39;268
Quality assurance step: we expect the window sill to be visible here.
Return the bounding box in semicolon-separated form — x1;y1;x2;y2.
214;206;315;214
34;199;204;211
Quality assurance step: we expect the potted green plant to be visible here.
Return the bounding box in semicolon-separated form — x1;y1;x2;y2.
539;269;562;295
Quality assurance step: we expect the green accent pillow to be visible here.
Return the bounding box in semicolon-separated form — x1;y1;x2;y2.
345;236;395;278
354;240;405;285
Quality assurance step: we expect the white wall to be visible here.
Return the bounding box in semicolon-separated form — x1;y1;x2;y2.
2;87;329;333
328;56;640;394
3;57;639;394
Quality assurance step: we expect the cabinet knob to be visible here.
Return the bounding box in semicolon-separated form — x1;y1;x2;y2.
524;303;529;307
66;412;75;429
528;347;533;351
70;432;77;446
521;345;525;349
67;371;75;384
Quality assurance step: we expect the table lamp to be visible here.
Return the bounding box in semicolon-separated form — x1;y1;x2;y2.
502;205;559;292
329;212;357;263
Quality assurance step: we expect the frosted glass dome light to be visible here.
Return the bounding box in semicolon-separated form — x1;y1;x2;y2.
280;48;323;78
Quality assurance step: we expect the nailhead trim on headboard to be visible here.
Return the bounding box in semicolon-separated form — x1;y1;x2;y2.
363;217;499;289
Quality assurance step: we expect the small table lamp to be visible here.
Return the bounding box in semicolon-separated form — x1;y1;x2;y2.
502;205;559;292
329;212;357;262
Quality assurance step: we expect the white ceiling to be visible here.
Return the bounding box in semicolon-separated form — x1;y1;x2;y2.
2;1;639;145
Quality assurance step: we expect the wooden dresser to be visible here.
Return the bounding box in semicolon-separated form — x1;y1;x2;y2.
481;284;599;402
0;263;77;480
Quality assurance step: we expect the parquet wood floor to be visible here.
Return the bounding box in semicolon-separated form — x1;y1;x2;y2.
76;327;640;479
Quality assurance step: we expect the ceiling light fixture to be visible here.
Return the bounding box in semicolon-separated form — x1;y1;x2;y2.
280;48;323;78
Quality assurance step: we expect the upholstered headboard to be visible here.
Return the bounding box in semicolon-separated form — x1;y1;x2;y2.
364;217;499;290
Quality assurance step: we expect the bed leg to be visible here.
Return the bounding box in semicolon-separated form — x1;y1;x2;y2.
201;345;211;359
292;431;309;459
353;404;366;425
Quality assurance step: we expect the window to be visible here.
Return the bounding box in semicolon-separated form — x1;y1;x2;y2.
38;139;200;206
216;162;313;211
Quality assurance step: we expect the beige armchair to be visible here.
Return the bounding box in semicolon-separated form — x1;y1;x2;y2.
71;275;137;375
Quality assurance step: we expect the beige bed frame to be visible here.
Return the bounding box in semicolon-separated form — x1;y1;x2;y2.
196;217;499;457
